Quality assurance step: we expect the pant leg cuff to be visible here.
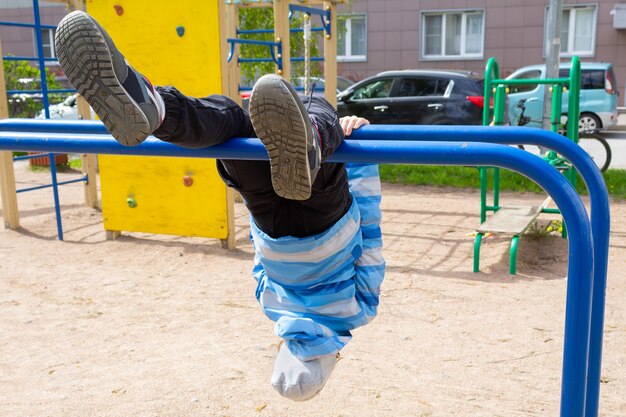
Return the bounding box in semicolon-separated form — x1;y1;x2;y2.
153;86;182;139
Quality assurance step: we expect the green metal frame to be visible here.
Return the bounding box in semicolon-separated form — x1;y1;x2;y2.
474;57;581;275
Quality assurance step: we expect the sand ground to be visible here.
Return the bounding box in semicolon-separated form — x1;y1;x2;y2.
0;162;624;417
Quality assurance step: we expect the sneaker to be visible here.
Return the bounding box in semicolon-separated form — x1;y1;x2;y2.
249;74;322;201
55;11;165;146
271;342;338;401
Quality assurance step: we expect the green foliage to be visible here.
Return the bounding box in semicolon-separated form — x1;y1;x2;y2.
238;9;322;85
379;165;626;199
526;219;564;238
3;57;67;118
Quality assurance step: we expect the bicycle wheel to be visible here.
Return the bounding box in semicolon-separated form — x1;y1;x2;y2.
577;132;612;172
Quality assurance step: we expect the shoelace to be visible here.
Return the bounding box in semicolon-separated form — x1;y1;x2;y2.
306;81;317;111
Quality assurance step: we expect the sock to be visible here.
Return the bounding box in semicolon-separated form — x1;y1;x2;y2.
271;342;338;401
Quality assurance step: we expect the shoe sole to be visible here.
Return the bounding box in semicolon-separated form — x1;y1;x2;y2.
249;75;313;201
55;11;150;146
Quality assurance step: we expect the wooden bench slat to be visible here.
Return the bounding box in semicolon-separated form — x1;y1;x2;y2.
476;197;552;235
476;205;541;234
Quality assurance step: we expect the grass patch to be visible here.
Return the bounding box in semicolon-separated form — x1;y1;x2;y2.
379;165;626;199
68;157;82;170
26;154;83;172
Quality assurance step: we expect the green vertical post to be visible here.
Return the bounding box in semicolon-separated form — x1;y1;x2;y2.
474;233;484;272
480;58;500;225
547;83;564;160
491;84;507;209
567;57;581;189
493;84;506;126
509;235;520;275
480;167;487;223
483;58;498;126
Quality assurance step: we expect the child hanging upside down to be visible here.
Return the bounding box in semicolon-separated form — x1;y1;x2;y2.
55;11;385;401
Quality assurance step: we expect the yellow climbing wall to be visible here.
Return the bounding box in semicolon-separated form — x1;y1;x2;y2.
87;0;230;239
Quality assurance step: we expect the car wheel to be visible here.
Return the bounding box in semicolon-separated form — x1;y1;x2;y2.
578;113;601;133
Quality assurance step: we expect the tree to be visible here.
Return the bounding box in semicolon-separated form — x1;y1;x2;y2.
3;57;67;118
238;8;322;86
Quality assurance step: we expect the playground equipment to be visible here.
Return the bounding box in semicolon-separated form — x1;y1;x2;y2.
1;0;345;246
83;0;237;245
223;0;343;106
0;118;611;417
0;0;97;239
514;98;612;173
473;57;582;275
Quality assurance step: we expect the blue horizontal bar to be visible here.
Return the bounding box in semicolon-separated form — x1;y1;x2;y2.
7;89;75;95
238;58;273;63
237;28;274;34
289;4;327;17
227;38;280;47
0;20;56;29
16;176;87;193
13;153;59;161
237;27;324;35
0;119;604;417
291;57;324;62
294;86;325;92
2;56;59;62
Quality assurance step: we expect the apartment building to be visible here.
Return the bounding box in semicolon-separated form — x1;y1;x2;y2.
337;1;626;99
0;1;65;62
2;1;626;98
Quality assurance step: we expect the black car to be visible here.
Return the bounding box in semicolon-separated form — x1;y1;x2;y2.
336;69;487;125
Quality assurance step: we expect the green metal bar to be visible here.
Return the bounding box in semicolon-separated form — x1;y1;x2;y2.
479;167;487;223
542;208;562;214
482;60;500;228
493;85;506;126
493;168;500;208
491;78;570;86
510;235;520;275
546;84;564;160
473;233;484;272
562;56;581;242
483;58;498;126
568;56;581;146
551;84;563;133
568;57;582;191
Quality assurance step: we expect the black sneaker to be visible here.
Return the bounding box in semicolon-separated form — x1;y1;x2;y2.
249;74;322;201
55;11;165;146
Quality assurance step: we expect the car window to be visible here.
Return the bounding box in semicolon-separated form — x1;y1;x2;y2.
337;77;354;92
581;70;605;90
395;78;449;97
559;68;606;90
351;78;394;100
509;70;541;93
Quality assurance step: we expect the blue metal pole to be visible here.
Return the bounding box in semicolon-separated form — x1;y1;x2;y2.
32;0;64;241
0;121;608;416
32;0;50;120
0;135;596;417
0;20;57;29
47;153;64;240
347;124;609;417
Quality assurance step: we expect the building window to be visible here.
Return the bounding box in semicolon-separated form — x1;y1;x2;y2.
34;28;56;59
421;10;484;60
338;14;367;62
546;5;597;57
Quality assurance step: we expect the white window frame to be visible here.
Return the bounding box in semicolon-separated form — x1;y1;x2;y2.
544;4;597;58
420;9;485;61
337;13;367;63
34;28;57;62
